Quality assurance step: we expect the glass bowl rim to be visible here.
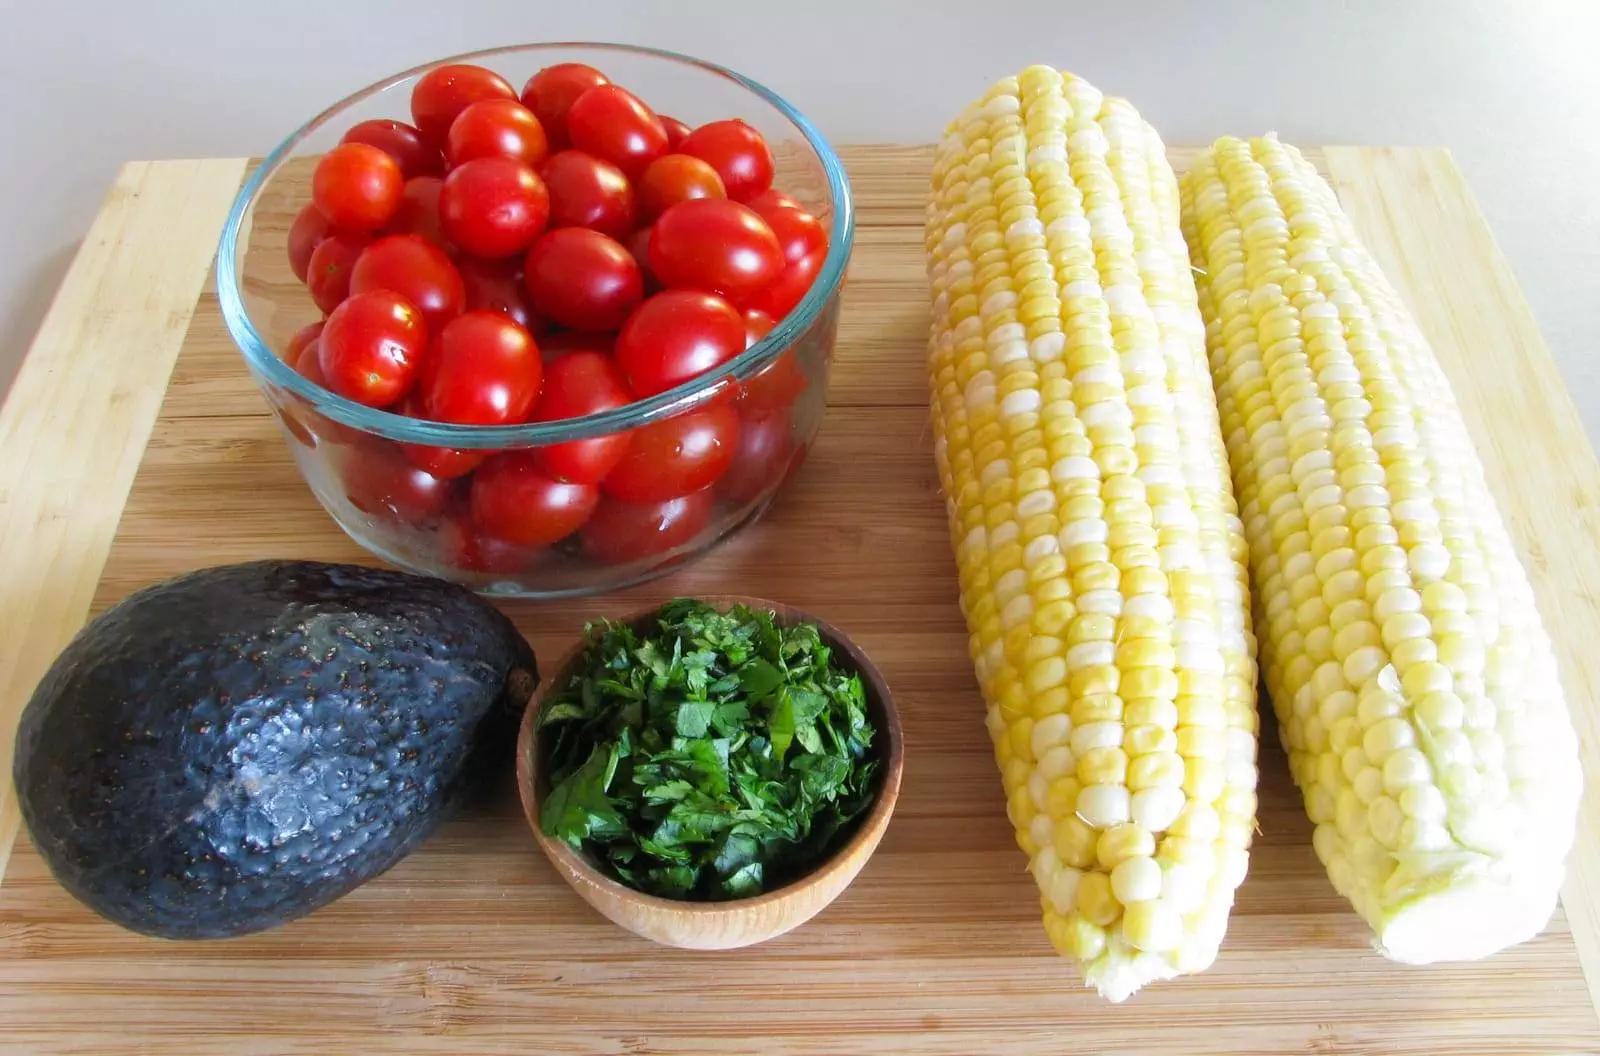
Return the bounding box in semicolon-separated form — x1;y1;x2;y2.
216;41;854;448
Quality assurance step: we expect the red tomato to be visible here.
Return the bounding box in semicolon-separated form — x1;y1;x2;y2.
660;115;691;150
522;228;641;332
439;157;549;258
341;119;442;179
385;177;449;247
439;512;544;574
446;98;549;169
395;391;486;479
762;208;827;266
306;232;371;314
288;341;361;445
539;329;615;362
350;234;465;332
627;225;658;292
615;290;744;398
602;406;739;502
411;63;517;144
520;63;609;149
457;255;537;331
288;205;333;283
541;150;635;238
318;290;427;407
529;350;633;484
679;120;774;202
312;143;404;231
743;249;823;321
581;488;713;564
286;321;325;364
402;443;485;480
742;308;776;346
741;353;808;412
738;307;807;411
637;154;725;222
340;440;455;523
565;84;667;178
421;311;542;425
717;410;795;505
649;199;783;302
470;453;599;546
744;188;801;216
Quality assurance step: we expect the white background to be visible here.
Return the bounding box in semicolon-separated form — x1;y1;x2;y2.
3;1;1597;436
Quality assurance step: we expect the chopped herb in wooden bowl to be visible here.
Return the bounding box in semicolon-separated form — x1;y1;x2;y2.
535;598;883;902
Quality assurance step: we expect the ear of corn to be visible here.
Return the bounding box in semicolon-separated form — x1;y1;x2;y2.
924;67;1260;1001
1180;135;1582;962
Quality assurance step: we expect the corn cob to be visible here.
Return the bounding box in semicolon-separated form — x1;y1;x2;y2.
1180;135;1582;962
924;67;1260;1001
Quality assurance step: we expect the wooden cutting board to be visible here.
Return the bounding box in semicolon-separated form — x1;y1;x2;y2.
2;145;1599;1056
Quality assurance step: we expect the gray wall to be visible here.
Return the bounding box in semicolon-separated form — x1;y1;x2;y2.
5;1;1597;437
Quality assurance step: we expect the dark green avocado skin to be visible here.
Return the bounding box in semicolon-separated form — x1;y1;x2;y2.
13;560;537;940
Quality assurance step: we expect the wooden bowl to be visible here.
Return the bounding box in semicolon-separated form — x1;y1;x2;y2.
516;595;904;950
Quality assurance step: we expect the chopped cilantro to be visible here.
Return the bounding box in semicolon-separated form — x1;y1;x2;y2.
537;599;880;901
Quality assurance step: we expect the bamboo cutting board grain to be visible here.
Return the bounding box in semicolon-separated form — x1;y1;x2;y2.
2;146;1599;1055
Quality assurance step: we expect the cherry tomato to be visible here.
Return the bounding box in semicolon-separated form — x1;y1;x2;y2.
288;205;333;283
458;255;537;331
340;440;455;523
421;311;542;425
679;120;774;202
439;512;544;574
627;225;658;293
519;63;609;149
539;329;615;362
384;177;449;247
615;290;744;398
286;321;325;364
350;234;465;332
744;188;801;216
318;290;427;407
522;228;641;332
411;63;517;144
581;488;713;564
541;150;635;239
566;84;667;178
649;199;783;302
737;308;806;411
395;391;485;479
312;143;403;231
293;337;326;382
470;453;599;546
307;232;373;315
287;340;361;445
661;115;691;150
742;354;808;412
637;153;725;222
762;207;827;266
341;119;442;179
439;157;549;258
446;98;549;169
717;411;795;505
530;350;633;484
402;443;485;481
743;249;823;321
602;406;740;502
742;308;776;346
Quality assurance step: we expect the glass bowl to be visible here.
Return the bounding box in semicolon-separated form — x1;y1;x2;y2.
217;42;852;597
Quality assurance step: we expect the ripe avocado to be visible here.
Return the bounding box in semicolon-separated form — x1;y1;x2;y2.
13;560;537;939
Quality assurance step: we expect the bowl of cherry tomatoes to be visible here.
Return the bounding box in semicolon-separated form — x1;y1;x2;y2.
217;43;850;596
